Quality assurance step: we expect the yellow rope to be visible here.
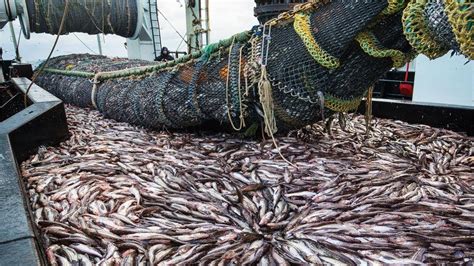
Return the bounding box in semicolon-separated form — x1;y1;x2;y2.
381;0;407;15
324;93;363;113
355;31;407;68
444;0;473;59
258;65;296;167
265;0;326;27
402;0;448;59
254;23;296;167
293;13;340;69
258;66;277;136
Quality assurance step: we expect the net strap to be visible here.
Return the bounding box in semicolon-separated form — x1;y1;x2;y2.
225;37;247;131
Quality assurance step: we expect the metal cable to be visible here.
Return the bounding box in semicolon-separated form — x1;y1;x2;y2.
72;33;99;54
24;0;71;106
157;8;192;49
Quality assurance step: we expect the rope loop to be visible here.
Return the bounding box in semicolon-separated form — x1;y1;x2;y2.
324;93;364;113
225;37;247;131
90;74;102;109
402;1;448;59
444;0;473;59
381;0;407;16
294;13;340;69
355;31;408;68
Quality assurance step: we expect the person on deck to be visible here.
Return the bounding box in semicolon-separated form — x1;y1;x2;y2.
156;47;174;62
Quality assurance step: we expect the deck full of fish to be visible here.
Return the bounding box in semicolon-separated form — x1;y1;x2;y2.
21;106;473;265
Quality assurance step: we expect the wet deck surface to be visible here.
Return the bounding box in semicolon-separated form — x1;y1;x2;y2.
21;105;473;264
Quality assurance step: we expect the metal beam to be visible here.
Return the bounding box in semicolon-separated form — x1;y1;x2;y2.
185;0;209;54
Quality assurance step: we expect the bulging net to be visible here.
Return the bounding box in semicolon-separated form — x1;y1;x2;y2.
35;0;472;134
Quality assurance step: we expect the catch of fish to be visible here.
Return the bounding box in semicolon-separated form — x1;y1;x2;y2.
22;105;473;265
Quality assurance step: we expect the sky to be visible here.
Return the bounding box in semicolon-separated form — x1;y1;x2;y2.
0;0;258;64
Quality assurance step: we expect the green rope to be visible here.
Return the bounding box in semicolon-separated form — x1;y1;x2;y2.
42;68;95;78
200;43;219;63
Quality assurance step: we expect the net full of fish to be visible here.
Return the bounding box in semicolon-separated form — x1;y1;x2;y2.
21;105;474;265
35;0;472;134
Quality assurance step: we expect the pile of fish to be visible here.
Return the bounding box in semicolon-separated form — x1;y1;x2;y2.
22;106;473;265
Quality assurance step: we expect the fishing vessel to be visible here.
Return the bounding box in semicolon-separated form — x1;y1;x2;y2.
0;0;473;264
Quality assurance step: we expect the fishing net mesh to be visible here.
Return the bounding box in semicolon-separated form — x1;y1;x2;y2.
35;0;472;133
423;1;460;52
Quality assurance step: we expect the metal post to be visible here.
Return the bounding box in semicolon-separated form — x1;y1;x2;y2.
185;0;203;54
8;21;20;61
204;0;210;45
0;47;4;82
96;34;103;55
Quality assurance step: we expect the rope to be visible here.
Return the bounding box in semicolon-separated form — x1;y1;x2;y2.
402;1;447;59
258;23;277;136
15;24;22;61
444;0;473;59
365;86;374;137
157;8;191;50
255;23;295;167
264;0;325;27
293;13;340;69
42;68;95;78
0;93;21;109
258;66;277;136
355;31;408;68
225;37;246;131
81;0;106;34
91;75;100;109
260;69;297;168
381;0;407;16
24;0;71;107
324;93;363;113
72;33;99;54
